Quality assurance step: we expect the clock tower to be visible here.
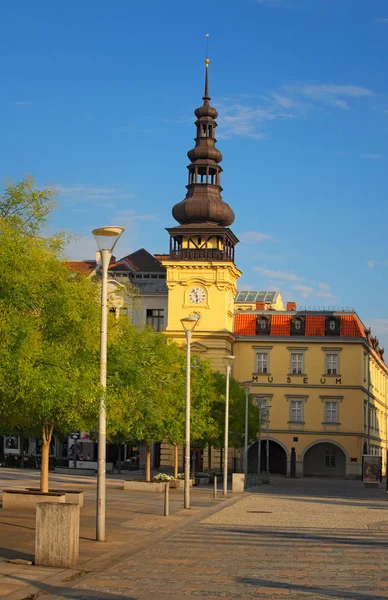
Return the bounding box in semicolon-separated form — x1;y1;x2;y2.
162;58;241;369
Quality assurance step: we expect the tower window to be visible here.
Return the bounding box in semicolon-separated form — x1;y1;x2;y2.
201;124;207;136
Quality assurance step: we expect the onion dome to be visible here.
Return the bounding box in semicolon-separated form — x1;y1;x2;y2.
172;58;235;227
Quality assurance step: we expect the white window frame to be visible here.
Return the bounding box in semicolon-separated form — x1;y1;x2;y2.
291;352;304;375
286;395;308;424
287;347;307;376
325;401;338;423
290;400;304;422
256;351;269;374
322;347;342;376
324;450;336;468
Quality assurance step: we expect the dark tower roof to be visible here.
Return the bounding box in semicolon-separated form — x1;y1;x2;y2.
172;59;235;227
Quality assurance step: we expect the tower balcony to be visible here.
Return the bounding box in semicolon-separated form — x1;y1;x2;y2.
169;247;233;262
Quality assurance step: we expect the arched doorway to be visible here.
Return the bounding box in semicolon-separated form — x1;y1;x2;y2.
248;440;287;475
303;442;346;478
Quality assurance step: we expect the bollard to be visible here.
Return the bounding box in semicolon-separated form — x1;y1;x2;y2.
213;475;217;499
164;482;169;516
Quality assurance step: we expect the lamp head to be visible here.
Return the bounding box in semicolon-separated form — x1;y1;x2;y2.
240;379;253;391
92;226;125;253
223;355;235;369
181;315;199;333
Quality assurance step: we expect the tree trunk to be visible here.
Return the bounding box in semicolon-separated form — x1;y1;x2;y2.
20;434;25;469
40;424;54;493
145;442;151;482
208;444;212;472
173;443;179;479
117;443;121;474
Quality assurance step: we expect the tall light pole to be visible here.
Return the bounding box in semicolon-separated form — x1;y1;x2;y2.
223;355;235;496
241;381;252;481
93;226;124;542
254;396;266;485
181;315;199;509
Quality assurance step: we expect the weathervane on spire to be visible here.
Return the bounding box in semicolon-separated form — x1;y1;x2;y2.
204;33;210;101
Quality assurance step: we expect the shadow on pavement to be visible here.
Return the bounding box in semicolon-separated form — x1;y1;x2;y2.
0;546;34;561
7;573;137;600
238;576;388;600
178;525;388;548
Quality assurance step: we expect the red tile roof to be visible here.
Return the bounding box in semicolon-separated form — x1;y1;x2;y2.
340;315;366;338
66;261;96;274
270;315;291;336
305;316;326;336
234;313;256;336
234;311;367;341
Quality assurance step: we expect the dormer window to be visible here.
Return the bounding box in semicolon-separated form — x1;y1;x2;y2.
256;315;271;335
291;317;305;336
325;316;340;336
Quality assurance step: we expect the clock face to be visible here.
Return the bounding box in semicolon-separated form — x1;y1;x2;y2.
188;287;206;304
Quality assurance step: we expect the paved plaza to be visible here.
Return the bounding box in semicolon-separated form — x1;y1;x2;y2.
2;474;388;599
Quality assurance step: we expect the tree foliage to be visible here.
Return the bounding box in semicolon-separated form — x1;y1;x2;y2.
0;177;101;491
210;372;259;449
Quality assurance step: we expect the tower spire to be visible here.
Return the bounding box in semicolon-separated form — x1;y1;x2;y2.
171;50;235;228
203;58;210;101
203;34;210;101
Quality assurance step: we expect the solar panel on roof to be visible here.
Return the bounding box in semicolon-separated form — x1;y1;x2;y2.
246;292;256;301
266;292;276;301
256;292;266;301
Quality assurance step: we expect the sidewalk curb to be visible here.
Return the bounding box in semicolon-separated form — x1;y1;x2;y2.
3;492;245;600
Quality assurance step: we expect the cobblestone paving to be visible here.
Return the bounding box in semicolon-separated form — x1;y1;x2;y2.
43;478;388;600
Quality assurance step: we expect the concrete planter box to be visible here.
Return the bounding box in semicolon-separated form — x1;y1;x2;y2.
55;467;96;477
166;480;180;489
176;479;194;487
197;477;210;485
35;503;80;568
26;488;84;507
123;480;164;492
2;490;65;510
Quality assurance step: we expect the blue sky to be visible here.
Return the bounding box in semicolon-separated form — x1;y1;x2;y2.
1;0;388;344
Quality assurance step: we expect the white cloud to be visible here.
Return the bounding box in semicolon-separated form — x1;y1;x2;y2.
57;184;135;203
253;266;300;281
217;99;294;139
367;259;388;269
286;84;374;111
215;82;374;138
239;231;275;243
316;282;334;299
361;153;385;160
291;284;314;298
290;282;334;300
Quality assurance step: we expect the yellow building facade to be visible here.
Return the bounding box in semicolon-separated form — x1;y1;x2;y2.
158;60;388;478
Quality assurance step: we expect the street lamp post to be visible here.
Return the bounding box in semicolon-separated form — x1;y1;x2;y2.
254;396;267;485
92;226;124;542
262;402;271;485
223;355;235;496
181;315;199;509
241;381;252;481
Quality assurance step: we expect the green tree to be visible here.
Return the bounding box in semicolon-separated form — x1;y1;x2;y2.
106;322;188;481
0;178;101;492
210;372;259;469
